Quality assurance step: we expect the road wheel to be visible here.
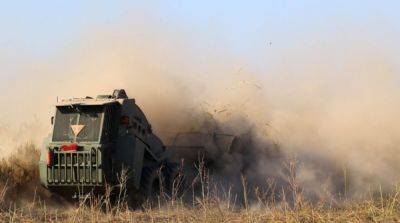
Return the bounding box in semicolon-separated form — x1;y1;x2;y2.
164;163;185;198
126;165;164;208
142;166;164;196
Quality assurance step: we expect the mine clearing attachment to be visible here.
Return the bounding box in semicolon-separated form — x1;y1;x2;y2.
165;131;249;190
167;131;245;168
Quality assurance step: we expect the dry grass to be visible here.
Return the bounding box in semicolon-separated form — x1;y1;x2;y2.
0;194;398;222
0;144;398;222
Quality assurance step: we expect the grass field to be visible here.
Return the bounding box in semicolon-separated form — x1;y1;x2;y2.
0;193;398;222
0;144;398;222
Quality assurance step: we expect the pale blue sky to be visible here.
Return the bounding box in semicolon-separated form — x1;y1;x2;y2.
0;1;399;84
1;1;399;52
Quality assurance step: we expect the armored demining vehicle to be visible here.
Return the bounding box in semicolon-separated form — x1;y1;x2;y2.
39;89;254;205
39;89;182;203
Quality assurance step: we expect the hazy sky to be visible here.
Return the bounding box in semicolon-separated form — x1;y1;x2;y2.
1;1;399;83
0;1;399;124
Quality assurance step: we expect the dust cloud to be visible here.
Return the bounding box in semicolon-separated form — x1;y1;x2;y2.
0;22;399;202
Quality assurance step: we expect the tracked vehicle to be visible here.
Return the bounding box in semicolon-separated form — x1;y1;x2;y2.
39;89;258;205
39;89;180;203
